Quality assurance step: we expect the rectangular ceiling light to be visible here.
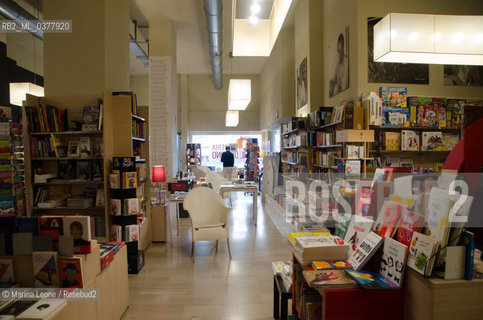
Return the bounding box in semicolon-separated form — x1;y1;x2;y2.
9;82;44;106
228;79;251;110
374;13;483;65
225;110;239;127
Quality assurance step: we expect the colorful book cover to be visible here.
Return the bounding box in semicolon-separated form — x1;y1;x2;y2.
445;99;464;128
347;231;383;270
312;260;353;270
397;209;423;248
345;270;398;289
124;224;139;242
379;87;408;126
287;232;331;246
333;214;352;239
380;237;408;287
0;259;14;283
109;225;122;242
422;132;443;151
345;160;361;178
123;198;139;215
32;252;59;288
109;199;121;216
109;172;120;189
122;171;137;189
62;216;91;254
401;130;420;151
302;269;358;290
38;216;63;246
82;106;100;125
423;102;438;127
407;231;437;276
425;188;452;247
355;187;373;217
373;201;402;238
384;132;401;151
343;216;374;258
59;257;84;288
433;98;447;127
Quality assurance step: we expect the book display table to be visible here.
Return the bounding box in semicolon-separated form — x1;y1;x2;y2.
274;275;292;320
291;255;404;320
219;184;258;225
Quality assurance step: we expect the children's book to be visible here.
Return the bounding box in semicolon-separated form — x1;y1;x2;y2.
32;252;59;288
401;130;420;151
384;132;400;151
122;172;137;189
333;214;352;239
397;209;423;248
425;188;452;249
82;106;100;125
433;98;447;127
355;187;373;216
347;231;383;270
344;160;361;178
109;225;122;242
59;257;84;288
407;231;438;276
345;269;399;289
109;199;121;216
373;201;402;238
62;216;91;254
379;87;408;126
124;224;139;242
302;269;358;290
422;132;443;151
312;260;353;270
343;216;374;258
76;161;91;180
371;168;386;189
123;198;139;215
380;237;408;287
109;172;120;189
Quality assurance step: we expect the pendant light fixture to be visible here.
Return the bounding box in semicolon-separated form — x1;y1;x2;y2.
225;110;239;127
374;13;483;65
228;79;251;110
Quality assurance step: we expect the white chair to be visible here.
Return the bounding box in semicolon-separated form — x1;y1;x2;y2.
205;171;232;206
183;187;232;262
192;165;211;180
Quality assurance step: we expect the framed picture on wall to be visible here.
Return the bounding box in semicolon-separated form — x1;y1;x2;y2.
296;57;308;110
367;17;429;84
443;65;483;86
329;27;349;98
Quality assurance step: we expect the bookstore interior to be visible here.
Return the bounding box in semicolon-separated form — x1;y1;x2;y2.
0;0;483;319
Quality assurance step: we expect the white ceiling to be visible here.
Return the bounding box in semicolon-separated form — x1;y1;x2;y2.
131;0;268;76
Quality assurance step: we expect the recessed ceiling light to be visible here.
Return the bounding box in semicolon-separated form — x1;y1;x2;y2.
250;2;261;14
248;15;259;25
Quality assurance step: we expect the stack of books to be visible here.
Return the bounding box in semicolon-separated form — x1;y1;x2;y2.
66;197;95;209
271;261;293;290
37;199;62;209
292;234;350;265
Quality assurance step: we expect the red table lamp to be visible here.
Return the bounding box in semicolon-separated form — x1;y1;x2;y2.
152;165;166;205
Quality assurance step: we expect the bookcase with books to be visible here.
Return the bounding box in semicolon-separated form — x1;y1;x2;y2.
364;88;463;172
281;117;310;173
22;95;110;240
186;143;201;170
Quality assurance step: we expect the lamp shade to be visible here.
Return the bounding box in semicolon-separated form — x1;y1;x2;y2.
152;165;166;183
374;13;483;65
225;110;239;127
9;82;44;106
228;79;251;110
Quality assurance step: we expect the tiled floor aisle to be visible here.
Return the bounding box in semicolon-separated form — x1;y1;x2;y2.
121;193;293;320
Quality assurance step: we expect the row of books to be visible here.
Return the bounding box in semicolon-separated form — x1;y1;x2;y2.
0;123;14;215
132;120;145;139
283;135;306;148
271;261;292;290
109;224;139;242
369;87;464;128
10;123;25;216
281;117;306;133
312;150;340;168
282;152;307;165
377;131;459;152
24;105;69;133
109;198;139;216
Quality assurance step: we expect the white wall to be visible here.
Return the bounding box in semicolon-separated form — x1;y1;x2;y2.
130;75;149;106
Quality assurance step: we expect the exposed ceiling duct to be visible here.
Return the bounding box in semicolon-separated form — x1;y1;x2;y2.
0;0;43;40
203;0;223;90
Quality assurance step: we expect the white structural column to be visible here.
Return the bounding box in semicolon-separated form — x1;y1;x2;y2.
149;20;178;178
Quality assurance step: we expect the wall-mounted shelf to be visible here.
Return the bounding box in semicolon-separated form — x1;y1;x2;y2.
132;137;145;142
29;131;103;136
369;125;460;131
313;144;342;149
311;121;343;131
32;157;103;161
131;114;146;122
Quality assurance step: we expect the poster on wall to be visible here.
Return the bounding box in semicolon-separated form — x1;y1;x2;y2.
329;27;349;98
296;57;308;110
443;65;483;86
367;17;429;84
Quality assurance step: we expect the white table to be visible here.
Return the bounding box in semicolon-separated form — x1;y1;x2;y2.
219;184;258;225
166;196;185;243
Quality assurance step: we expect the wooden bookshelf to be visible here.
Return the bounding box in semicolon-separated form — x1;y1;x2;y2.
23;94;112;241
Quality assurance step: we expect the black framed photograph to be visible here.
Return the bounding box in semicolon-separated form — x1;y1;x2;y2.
443;65;483;86
329;27;349;98
367;17;429;84
296;57;308;110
